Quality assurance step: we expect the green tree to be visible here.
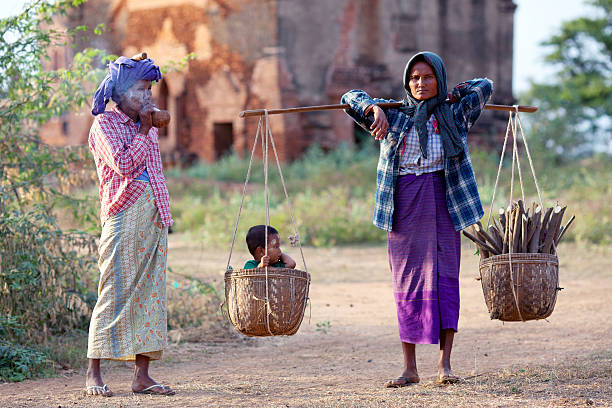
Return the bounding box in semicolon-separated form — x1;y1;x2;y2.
0;0;111;381
521;0;611;161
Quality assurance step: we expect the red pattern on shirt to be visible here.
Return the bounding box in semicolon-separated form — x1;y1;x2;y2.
89;107;173;227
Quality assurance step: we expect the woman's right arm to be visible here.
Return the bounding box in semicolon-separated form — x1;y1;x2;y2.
341;90;397;140
90;116;153;177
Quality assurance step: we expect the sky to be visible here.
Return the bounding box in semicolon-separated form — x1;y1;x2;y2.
512;0;589;94
1;0;590;96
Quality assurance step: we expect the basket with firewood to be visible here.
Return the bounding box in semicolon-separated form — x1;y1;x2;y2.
463;108;576;322
463;200;574;321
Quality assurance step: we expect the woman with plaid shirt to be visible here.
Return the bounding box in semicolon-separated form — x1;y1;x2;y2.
85;55;175;397
342;51;493;387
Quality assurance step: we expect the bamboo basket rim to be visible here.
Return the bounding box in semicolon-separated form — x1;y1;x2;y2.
480;252;559;267
225;267;310;279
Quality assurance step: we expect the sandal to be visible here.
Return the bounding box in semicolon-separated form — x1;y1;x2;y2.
133;383;176;395
385;376;419;388
84;384;113;397
436;374;462;384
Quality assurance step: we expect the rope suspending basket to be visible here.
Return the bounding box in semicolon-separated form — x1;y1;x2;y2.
225;111;310;336
228;100;567;326
463;106;575;322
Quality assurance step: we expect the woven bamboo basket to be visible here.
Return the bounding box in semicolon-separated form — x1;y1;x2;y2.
224;267;310;336
479;253;560;322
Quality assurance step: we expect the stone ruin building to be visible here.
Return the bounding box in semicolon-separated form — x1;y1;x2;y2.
42;0;517;163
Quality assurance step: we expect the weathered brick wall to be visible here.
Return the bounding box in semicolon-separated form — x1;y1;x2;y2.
42;0;516;162
277;0;516;152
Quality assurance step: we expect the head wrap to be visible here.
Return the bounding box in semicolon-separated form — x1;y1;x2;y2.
400;51;463;159
91;56;162;116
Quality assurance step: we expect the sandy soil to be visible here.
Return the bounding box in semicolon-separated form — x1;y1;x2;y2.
1;240;610;407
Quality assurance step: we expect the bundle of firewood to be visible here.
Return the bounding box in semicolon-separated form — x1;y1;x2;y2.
463;200;575;259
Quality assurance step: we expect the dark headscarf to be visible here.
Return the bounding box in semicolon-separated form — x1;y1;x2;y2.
401;51;463;158
91;56;162;116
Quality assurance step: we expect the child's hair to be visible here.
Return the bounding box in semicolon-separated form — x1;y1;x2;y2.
246;225;279;256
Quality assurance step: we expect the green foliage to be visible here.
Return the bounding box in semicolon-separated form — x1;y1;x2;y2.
168;144;385;248
170;143;379;196
0;0;111;381
0;316;48;382
520;0;611;160
315;320;331;334
166;270;227;333
0;340;48;382
168;144;611;248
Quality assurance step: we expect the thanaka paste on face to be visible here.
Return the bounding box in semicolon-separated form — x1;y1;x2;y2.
124;80;151;108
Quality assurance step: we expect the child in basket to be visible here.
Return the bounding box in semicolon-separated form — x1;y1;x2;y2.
244;225;297;269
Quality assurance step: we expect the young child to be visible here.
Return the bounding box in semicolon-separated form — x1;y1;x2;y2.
244;225;297;269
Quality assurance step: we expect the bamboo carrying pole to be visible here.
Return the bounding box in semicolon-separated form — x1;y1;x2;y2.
239;102;538;118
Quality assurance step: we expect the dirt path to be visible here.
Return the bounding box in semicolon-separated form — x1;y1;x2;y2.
1;241;611;407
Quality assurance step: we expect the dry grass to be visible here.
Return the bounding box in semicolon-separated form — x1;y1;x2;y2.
298;352;611;407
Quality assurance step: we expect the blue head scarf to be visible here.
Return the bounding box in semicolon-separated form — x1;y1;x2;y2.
91;56;162;116
401;51;463;158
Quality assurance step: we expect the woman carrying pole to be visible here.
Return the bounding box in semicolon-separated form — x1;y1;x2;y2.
342;51;493;387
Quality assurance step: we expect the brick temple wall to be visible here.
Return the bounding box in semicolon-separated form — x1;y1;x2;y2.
43;0;516;163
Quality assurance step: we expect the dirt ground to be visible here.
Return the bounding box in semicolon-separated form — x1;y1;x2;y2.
1;239;611;407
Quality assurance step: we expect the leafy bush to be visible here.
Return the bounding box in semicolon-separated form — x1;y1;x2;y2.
0;0;110;380
0;316;48;382
0;341;48;383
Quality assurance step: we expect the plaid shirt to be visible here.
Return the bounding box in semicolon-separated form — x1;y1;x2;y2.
89;107;173;227
342;78;493;232
399;115;444;175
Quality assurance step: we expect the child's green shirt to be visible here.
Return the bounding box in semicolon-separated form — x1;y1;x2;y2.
244;260;286;269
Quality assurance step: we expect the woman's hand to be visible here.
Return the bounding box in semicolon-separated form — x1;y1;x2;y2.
138;104;154;135
365;104;389;140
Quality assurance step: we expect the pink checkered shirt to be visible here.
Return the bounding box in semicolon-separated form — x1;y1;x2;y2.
88;106;173;227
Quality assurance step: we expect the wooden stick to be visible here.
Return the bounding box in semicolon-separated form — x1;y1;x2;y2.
555;215;575;246
475;222;502;254
503;206;511;254
488;225;504;252
239;102;538;118
462;230;500;256
525;205;540;244
467;227;490;259
543;205;565;254
493;213;504;237
498;208;507;231
517;199;525;216
511;204;523;253
521;214;529;253
528;206;542;253
539;206;554;250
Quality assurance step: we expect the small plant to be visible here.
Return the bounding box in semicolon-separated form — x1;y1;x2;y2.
315;320;331;334
166;268;228;335
0;317;48;382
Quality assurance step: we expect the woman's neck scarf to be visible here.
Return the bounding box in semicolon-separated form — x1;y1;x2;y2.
401;51;463;159
91;56;162;116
